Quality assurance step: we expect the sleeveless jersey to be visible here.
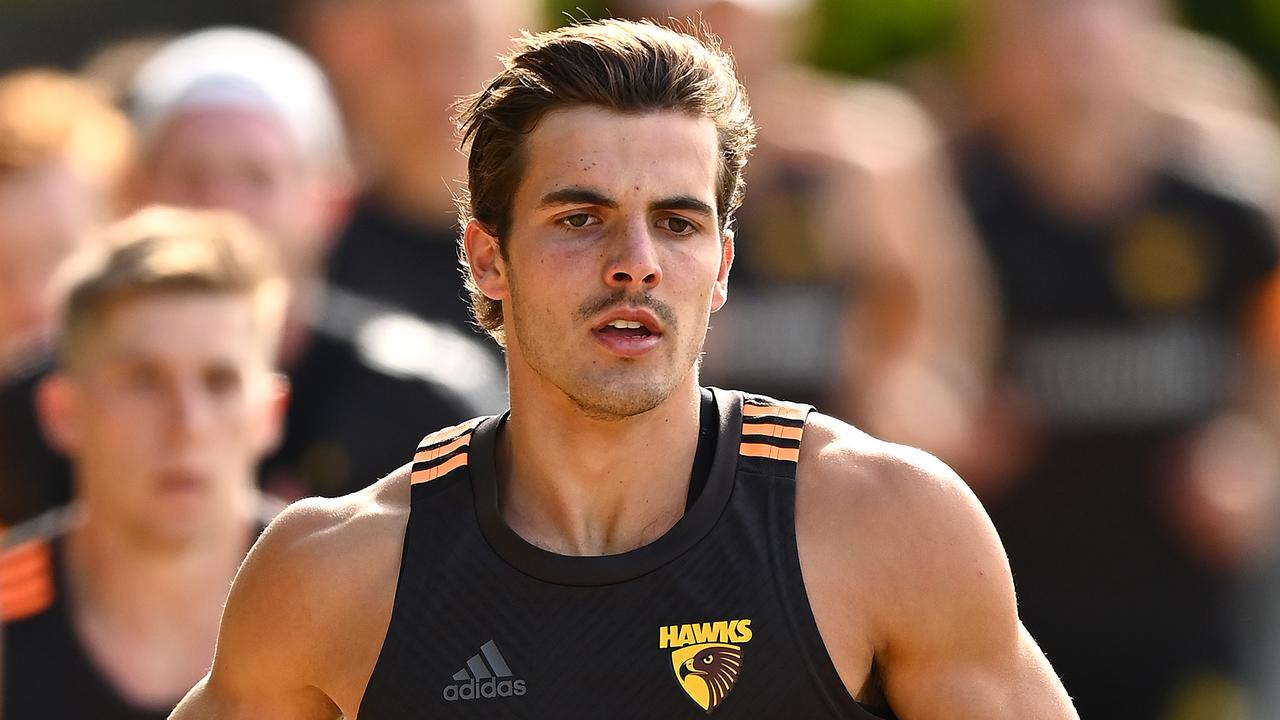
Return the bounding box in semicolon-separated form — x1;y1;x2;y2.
1;504;276;720
359;387;895;719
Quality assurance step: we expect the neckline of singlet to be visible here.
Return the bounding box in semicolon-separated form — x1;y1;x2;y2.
470;387;739;587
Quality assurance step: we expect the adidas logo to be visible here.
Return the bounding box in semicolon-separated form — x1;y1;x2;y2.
442;640;527;701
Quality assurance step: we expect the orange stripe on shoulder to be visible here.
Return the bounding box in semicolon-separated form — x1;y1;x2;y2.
411;452;470;485
741;402;808;422
417;417;484;451
740;422;804;442
0;539;54;621
739;442;801;463
414;433;471;465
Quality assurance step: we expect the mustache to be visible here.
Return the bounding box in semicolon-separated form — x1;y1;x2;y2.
576;290;678;330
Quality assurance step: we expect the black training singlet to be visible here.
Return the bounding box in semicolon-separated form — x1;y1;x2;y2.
1;504;277;720
359;387;894;719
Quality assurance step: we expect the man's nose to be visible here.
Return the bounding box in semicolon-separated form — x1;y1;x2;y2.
168;379;215;442
604;218;662;291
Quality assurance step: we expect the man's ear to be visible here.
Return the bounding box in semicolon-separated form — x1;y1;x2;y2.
463;219;509;301
253;373;290;459
711;229;735;313
35;372;82;456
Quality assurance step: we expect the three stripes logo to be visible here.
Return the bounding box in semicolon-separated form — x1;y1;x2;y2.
442;640;527;702
739;400;808;464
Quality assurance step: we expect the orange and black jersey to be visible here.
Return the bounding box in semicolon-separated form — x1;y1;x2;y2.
1;505;276;720
359;387;896;719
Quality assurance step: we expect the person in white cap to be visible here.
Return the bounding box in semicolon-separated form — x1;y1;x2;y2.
125;26;497;501
130;26;348;301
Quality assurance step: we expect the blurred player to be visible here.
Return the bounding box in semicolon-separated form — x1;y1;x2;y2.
0;68;135;526
938;0;1280;715
126;27;488;497
169;20;1076;719
293;0;537;342
1;206;288;719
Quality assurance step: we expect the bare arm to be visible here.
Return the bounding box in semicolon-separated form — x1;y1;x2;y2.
799;415;1077;719
876;453;1075;717
169;500;344;719
171;473;406;719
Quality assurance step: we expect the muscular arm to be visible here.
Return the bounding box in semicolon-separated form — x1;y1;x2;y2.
798;415;1077;720
171;472;407;719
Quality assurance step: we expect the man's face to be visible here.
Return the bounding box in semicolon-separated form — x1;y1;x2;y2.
45;292;282;546
986;0;1160;125
144;108;331;284
484;107;732;418
309;0;530;141
0;162;99;361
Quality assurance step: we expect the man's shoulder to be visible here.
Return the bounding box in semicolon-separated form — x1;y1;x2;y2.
250;467;411;586
798;411;969;511
0;507;70;624
214;468;411;685
796;413;1015;649
796;411;1003;582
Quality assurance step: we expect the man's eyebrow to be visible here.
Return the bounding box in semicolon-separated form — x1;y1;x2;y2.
651;195;714;217
537;187;618;209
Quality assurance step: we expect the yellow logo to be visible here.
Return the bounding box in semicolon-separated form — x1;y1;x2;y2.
660;619;752;713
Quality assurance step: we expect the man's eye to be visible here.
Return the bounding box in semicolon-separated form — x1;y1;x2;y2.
205;367;242;396
661;217;694;235
563;213;593;228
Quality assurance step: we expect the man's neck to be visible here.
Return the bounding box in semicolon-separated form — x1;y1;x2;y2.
498;380;704;557
985;97;1158;221
63;499;256;707
370;136;464;228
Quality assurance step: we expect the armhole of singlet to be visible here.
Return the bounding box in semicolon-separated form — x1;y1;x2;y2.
357;417;486;716
740;400;898;720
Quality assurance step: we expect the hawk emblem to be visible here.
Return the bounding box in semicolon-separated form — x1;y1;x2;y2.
670;642;743;713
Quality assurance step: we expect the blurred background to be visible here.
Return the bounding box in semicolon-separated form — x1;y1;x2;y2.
2;0;1280;718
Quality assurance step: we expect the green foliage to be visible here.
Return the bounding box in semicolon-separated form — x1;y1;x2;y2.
808;0;964;77
1178;0;1280;90
544;0;966;78
544;0;613;27
541;0;1279;92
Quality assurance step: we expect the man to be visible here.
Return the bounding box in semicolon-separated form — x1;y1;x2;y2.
293;0;537;338
934;1;1280;715
1;206;288;718
171;20;1077;718
0;68;135;525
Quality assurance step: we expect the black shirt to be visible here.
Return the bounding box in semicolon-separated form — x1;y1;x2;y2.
327;196;479;333
1;505;275;720
358;388;894;719
960;137;1278;437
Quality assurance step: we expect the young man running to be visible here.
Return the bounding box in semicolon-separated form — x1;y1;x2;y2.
170;19;1077;719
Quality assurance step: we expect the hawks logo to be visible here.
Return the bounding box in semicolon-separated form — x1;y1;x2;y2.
659;619;752;713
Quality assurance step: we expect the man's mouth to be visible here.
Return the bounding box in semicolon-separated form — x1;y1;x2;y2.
591;310;663;358
598;318;654;338
155;468;207;495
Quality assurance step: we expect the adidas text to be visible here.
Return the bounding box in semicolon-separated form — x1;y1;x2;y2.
442;678;527;701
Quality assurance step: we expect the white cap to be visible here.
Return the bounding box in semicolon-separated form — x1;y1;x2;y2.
129;27;347;169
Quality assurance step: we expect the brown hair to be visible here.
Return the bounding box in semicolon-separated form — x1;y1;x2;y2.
0;69;135;199
454;18;756;345
56;205;287;370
